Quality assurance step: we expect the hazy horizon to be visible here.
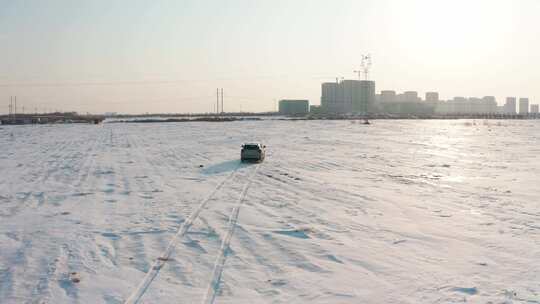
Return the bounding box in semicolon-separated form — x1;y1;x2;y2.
1;0;539;114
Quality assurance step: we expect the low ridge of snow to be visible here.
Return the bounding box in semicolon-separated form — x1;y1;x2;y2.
0;119;539;303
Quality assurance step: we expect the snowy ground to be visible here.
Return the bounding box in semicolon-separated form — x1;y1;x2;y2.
0;119;539;304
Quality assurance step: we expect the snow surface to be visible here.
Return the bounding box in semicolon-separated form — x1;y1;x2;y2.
0;119;539;304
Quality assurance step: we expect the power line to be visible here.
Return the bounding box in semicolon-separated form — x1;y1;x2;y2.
0;72;346;88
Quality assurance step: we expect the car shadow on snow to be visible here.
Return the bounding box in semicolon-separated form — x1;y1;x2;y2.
201;159;253;175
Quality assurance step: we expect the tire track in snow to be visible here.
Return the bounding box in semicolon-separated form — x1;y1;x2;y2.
2;128;69;185
37;129;104;208
0;127;63;186
112;130;182;281
96;129;159;274
50;131;98;187
2;132;94;217
37;127;101;189
0;236;32;301
124;164;241;304
0;128;103;302
73;126;105;190
151;225;197;287
202;164;260;304
31;241;73;303
128;131;169;194
39;136;80;184
162;212;222;288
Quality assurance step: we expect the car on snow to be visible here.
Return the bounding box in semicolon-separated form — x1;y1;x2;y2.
241;143;266;162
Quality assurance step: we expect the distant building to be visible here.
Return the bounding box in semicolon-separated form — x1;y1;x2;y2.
321;82;346;113
519;98;529;114
279;100;309;115
309;105;322;114
531;104;539;114
399;91;420;103
483;96;496;103
319;79;375;114
425;92;439;102
434;96;497;115
381;101;434;115
380;90;397;103
340;80;359;112
379;90;434;115
321;82;340;111
449;97;469;114
357;80;376;113
481;96;498;113
505;97;517;114
340;80;375;113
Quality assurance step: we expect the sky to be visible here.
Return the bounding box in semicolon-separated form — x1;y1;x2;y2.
1;0;539;114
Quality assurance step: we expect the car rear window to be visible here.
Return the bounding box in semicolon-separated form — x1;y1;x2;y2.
244;145;259;150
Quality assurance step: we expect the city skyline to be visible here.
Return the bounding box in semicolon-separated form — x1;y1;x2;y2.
315;77;537;116
1;0;539;114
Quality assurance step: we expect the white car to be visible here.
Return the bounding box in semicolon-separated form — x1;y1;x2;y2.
241;143;266;162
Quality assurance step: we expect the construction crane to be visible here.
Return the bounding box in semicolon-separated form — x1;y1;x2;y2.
354;54;372;80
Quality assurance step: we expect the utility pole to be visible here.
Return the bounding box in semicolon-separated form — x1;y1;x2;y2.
216;88;219;115
335;78;338;107
220;88;224;114
14;96;17;121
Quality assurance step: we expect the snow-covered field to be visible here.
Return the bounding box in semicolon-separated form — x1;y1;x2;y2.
1;119;539;304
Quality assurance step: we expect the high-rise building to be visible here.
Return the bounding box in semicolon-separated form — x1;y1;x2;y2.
321;82;342;113
449;97;469;114
435;96;498;114
357;80;375;113
469;97;483;113
340;80;359;112
519;98;529;114
402;91;419;102
531;104;539;114
320;79;375;114
321;82;338;107
505;97;517;114
481;96;498;113
425;92;439;102
380;90;396;103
